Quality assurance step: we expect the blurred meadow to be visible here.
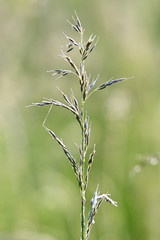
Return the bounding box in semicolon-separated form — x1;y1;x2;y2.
1;0;160;239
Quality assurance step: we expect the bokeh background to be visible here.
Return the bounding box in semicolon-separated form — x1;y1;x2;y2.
1;0;160;239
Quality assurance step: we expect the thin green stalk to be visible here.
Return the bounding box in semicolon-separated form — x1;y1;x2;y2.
80;18;86;234
81;191;85;240
81;99;86;240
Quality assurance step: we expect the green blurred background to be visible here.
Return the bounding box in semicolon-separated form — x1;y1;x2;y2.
1;0;160;239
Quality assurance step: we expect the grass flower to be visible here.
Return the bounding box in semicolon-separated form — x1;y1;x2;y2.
28;11;131;240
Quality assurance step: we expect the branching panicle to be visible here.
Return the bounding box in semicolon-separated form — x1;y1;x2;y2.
28;12;132;240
